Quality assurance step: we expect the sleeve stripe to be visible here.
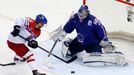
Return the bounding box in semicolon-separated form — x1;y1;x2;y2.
100;25;108;40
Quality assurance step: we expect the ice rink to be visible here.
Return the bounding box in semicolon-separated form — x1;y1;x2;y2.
0;0;134;75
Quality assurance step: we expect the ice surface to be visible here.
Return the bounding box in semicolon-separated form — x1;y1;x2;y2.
34;39;134;75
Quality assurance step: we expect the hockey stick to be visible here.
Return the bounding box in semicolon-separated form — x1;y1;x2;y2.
48;38;59;57
44;38;59;68
38;46;77;63
0;62;16;66
18;35;77;64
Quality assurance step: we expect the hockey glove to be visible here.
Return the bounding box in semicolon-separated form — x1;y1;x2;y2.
11;25;21;37
28;40;38;49
49;25;67;42
99;40;115;53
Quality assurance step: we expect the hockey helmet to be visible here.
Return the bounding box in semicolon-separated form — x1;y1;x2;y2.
78;5;89;20
36;14;47;25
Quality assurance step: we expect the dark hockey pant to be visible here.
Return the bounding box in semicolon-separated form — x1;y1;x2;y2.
68;38;102;56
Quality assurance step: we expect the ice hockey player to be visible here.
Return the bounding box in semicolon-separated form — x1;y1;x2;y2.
7;14;47;75
50;5;127;66
126;0;134;22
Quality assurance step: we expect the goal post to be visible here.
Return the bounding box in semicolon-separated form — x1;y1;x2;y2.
83;0;86;5
116;0;134;6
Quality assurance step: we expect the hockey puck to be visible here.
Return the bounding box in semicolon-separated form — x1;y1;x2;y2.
71;71;75;74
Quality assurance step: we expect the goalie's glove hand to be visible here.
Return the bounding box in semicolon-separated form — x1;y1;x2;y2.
50;31;66;42
49;25;67;42
28;40;38;49
11;25;21;37
99;40;116;53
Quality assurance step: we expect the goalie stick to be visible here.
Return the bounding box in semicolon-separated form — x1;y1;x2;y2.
47;38;59;57
18;35;77;64
44;38;59;68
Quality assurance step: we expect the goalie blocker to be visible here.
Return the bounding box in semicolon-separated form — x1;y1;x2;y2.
83;52;128;66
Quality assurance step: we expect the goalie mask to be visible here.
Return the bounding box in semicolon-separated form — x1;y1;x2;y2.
78;5;90;20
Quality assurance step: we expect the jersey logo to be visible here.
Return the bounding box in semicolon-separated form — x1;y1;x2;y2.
87;20;92;26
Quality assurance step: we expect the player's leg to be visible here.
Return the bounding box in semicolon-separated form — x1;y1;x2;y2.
7;40;46;75
61;38;84;58
85;45;102;53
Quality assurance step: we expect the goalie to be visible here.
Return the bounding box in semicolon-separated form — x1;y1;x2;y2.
50;5;127;66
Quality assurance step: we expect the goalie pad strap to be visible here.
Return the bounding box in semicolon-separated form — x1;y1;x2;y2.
83;52;127;66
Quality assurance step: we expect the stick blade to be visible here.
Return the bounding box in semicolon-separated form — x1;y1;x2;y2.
0;62;16;66
66;56;78;63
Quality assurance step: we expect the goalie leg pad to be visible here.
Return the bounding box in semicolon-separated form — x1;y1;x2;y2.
83;52;127;66
61;38;72;57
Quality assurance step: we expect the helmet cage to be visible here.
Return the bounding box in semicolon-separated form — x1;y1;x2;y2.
78;5;89;20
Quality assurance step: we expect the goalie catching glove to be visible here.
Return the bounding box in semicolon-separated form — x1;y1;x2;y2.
49;25;67;42
99;40;116;53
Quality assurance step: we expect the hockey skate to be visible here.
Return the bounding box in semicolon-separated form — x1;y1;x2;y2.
14;56;26;63
32;70;46;75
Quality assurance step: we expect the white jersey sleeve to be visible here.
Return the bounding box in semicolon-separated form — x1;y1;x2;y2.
8;17;33;44
15;17;26;26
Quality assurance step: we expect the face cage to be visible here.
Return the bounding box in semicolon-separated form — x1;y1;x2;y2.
78;10;89;20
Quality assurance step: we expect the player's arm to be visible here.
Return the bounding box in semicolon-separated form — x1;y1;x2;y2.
93;18;115;52
93;18;108;41
49;17;75;42
11;18;25;37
